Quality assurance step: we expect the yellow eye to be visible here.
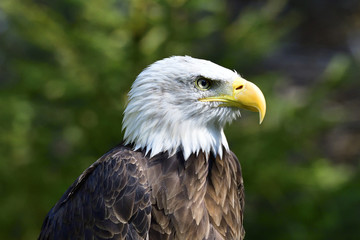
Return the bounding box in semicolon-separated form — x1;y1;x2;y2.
196;78;211;90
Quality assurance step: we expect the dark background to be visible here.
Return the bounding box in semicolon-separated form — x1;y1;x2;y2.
1;0;360;239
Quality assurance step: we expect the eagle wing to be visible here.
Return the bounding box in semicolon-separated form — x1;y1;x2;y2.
204;150;245;239
231;151;245;239
39;145;151;240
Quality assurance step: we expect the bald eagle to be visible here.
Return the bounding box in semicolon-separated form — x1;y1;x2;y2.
39;56;266;240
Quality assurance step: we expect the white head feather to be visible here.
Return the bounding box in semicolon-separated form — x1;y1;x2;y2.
122;56;242;160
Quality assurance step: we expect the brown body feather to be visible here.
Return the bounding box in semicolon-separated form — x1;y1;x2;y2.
39;144;245;240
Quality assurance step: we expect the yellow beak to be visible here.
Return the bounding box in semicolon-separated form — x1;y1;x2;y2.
199;77;266;124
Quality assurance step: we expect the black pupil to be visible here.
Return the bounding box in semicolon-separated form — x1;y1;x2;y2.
200;79;208;87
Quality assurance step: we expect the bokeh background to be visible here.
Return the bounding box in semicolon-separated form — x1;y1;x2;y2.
1;0;360;239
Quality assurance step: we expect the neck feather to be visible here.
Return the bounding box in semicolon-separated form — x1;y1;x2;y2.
123;115;229;160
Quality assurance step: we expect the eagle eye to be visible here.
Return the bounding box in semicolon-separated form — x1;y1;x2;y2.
195;78;211;90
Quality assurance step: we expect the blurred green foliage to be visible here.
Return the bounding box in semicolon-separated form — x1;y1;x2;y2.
0;0;359;239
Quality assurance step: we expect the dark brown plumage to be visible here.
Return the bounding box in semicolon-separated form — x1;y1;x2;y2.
39;144;245;240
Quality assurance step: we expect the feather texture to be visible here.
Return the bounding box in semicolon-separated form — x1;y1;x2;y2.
39;144;244;240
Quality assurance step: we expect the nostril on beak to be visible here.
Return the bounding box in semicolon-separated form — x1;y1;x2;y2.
236;85;244;90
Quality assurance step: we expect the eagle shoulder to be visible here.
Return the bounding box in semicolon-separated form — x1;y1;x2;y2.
38;145;151;240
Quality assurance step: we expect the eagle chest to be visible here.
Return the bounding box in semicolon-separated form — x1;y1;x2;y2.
146;151;244;240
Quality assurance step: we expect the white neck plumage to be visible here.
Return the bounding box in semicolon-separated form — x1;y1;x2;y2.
123;112;229;160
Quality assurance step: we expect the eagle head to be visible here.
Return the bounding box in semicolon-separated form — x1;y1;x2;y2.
123;56;266;159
